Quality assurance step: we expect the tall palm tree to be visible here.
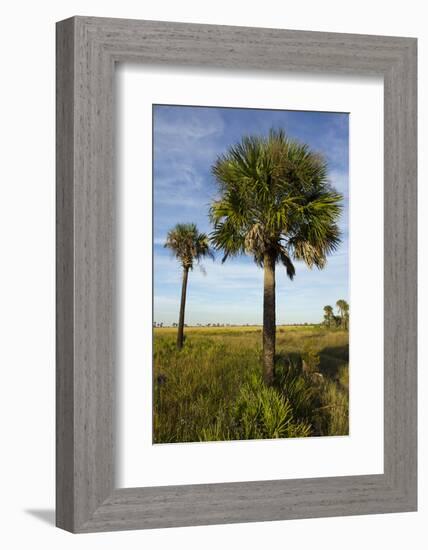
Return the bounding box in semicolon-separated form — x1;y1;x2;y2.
210;129;342;384
323;305;334;328
164;223;213;349
336;299;349;330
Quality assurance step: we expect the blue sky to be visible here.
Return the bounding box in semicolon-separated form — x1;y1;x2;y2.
153;105;349;325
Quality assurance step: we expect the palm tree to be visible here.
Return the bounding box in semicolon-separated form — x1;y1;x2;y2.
164;223;213;349
323;305;334;328
344;303;349;330
210;130;342;384
336;299;349;330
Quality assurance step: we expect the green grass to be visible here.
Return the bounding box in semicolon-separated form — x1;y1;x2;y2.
153;325;349;443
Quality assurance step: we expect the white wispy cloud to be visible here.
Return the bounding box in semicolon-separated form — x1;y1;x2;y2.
154;106;224;140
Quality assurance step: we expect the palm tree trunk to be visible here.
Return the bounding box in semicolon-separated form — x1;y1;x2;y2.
263;252;276;385
177;266;189;349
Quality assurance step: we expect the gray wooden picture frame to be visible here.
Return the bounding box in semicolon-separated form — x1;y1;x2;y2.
56;16;417;533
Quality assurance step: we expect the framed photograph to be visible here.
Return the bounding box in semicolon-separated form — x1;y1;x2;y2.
56;16;417;532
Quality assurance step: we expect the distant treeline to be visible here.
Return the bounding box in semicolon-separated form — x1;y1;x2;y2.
153;321;335;329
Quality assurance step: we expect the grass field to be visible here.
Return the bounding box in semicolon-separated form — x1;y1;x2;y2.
153;325;349;443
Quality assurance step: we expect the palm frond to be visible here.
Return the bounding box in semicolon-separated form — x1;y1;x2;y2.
278;246;296;280
210;128;343;276
165;223;214;270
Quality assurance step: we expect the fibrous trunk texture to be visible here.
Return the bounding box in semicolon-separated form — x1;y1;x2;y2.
177;267;189;349
263;252;276;385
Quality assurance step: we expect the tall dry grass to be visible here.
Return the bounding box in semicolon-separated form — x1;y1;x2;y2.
153;326;349;443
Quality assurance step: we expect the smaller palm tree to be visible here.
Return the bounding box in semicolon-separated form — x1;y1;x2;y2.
164;223;213;349
336;299;349;330
323;305;334;328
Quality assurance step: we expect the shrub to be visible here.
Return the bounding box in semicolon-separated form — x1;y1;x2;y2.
231;377;311;439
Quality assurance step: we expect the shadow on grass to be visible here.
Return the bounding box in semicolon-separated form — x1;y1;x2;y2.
318;345;349;379
275;345;349;381
275;351;302;368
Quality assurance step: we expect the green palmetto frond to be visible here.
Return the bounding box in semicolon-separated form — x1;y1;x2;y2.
164;223;214;270
210;129;343;278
